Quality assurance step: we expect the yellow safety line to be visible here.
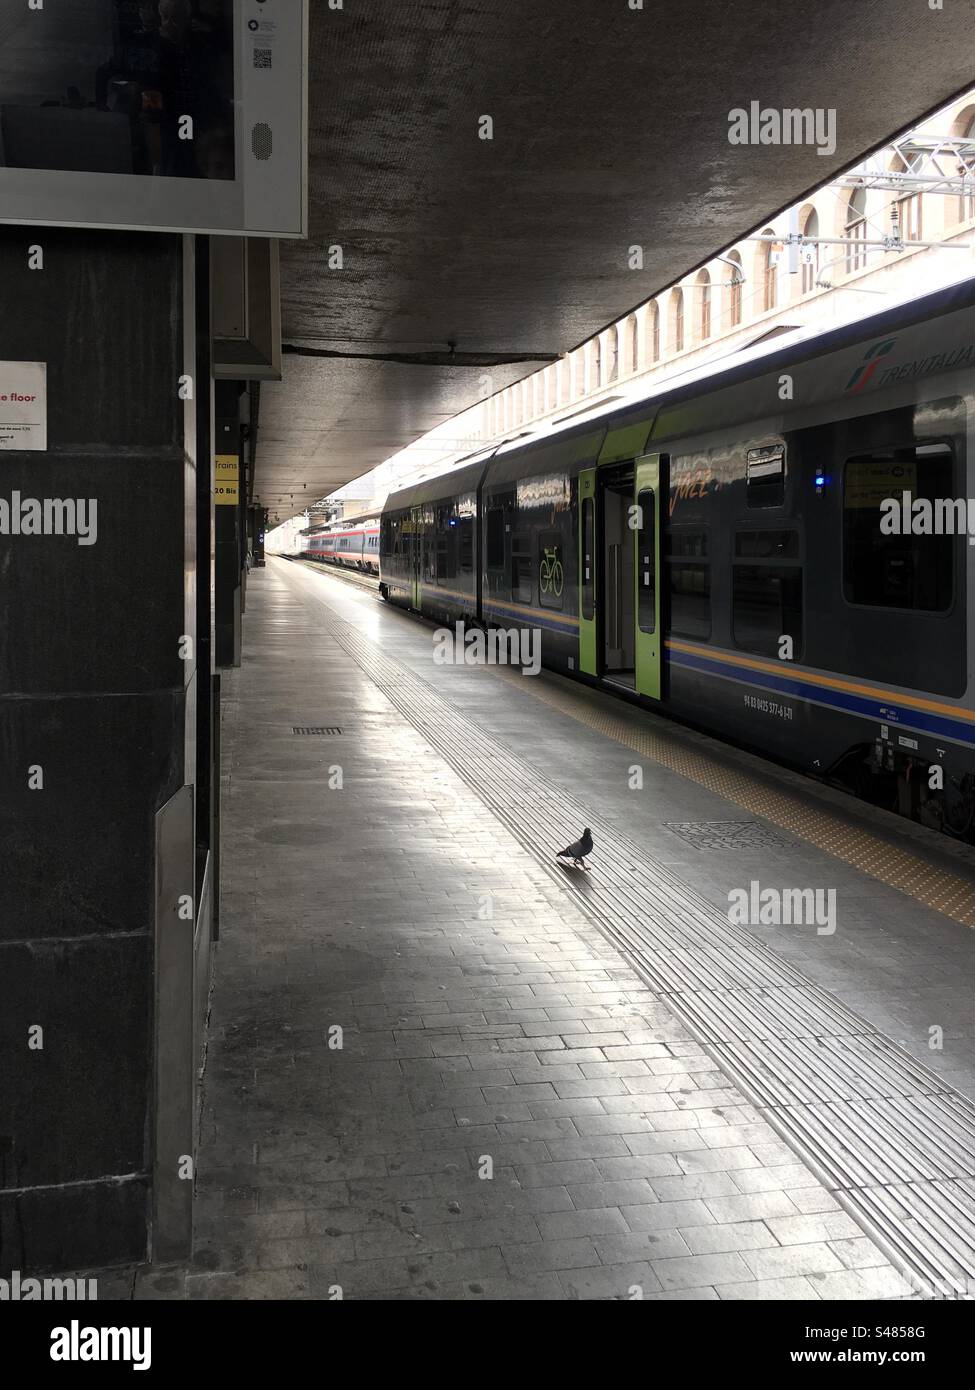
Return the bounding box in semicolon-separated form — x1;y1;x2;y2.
492;664;975;929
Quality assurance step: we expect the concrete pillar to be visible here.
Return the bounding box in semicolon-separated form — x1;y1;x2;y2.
0;227;210;1273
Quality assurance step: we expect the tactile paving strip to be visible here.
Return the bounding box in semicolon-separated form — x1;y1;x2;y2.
492;666;975;929
314;601;975;1296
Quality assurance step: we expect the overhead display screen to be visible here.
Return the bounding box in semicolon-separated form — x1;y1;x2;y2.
0;0;307;237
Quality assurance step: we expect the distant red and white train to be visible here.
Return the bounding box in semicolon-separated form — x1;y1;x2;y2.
300;519;380;573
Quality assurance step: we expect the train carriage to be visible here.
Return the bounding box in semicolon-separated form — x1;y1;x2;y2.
380;278;975;838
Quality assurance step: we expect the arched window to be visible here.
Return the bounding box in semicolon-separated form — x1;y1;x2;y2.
649;302;660;363
696;269;711;340
624;314;638;374
800;207;819;294
533;372;544;417
545;365;556;412
845;188;868;272
513;381;523;427
592;337;602;389
670;288;684;354
758;229;777;311
725;252;743;327
606;327;619;383
573;349;585;399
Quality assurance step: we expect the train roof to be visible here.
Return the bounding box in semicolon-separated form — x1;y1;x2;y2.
383;270;975;510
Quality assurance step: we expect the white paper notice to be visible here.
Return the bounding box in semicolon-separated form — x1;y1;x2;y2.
0;362;47;451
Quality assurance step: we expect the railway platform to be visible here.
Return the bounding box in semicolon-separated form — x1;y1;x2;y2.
94;558;975;1300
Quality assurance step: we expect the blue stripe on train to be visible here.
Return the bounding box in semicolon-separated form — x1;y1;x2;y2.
668;646;975;748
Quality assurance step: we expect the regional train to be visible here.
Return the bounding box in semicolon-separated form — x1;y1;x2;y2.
300;518;380;573
378;277;975;839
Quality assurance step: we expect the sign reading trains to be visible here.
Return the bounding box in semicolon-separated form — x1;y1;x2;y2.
215;455;239;505
0;362;46;451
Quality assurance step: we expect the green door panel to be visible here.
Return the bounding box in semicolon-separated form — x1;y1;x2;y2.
578;468;597;676
634;454;663;700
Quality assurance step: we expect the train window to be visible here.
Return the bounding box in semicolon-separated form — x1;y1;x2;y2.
637;490;655;634
459;514;474;573
538;531;564;611
512;533;533;604
487;507;505;569
735;529;799;559
843;446;954;611
733;568;802;656
582;498;595;621
666;527;710;639
746;444;786;508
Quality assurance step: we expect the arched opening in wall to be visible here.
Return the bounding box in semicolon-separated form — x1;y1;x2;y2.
592;337;603;389
800;206;819;294
845;187;868;272
513;381;523;427
573;349;585;399
669;288;684;353
889;152;922;245
546;365;557;412
725;252;743;327
624;314;638;374
949;105;975;223
649;302;660;363
606;326;619;383
696;269;711;341
533;372;545;417
757;229;777;311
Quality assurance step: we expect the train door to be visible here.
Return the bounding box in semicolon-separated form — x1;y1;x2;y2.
600;463;637;687
578;468;597;675
634;453;663;700
410;506;422;608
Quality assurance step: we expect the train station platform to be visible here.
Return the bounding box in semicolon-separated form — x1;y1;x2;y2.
109;558;975;1300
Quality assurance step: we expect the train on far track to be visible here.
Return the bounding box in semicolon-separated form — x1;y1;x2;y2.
297;517;380;573
377;276;975;842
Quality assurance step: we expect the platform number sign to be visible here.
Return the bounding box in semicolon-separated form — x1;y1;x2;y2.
215;455;239;505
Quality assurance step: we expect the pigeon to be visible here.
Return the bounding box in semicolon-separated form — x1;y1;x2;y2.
556;828;593;870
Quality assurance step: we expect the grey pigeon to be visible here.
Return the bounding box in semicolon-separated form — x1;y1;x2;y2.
556;828;593;870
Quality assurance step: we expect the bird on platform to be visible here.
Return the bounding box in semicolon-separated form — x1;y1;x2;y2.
556;828;593;871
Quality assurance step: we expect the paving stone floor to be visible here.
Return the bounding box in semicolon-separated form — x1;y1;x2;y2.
85;558;975;1300
130;562;925;1302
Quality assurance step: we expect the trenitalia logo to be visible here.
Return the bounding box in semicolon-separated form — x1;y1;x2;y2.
845;338;897;393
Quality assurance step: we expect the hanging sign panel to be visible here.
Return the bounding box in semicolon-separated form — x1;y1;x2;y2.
215;454;239;505
0;362;47;451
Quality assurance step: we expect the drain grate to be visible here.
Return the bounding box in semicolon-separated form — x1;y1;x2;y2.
665;819;798;851
292;726;342;736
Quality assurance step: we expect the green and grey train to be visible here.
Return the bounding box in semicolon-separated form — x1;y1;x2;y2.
379;278;975;838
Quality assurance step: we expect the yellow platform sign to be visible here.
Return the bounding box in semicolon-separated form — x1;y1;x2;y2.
215;454;239;505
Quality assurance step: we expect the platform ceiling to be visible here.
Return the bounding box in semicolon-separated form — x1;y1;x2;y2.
256;0;975;521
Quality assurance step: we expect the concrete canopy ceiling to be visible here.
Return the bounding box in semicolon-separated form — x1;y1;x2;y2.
256;0;975;522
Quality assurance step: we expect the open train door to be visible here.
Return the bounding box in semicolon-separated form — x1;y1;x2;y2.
409;506;422;609
578;468;597;675
634;454;664;700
